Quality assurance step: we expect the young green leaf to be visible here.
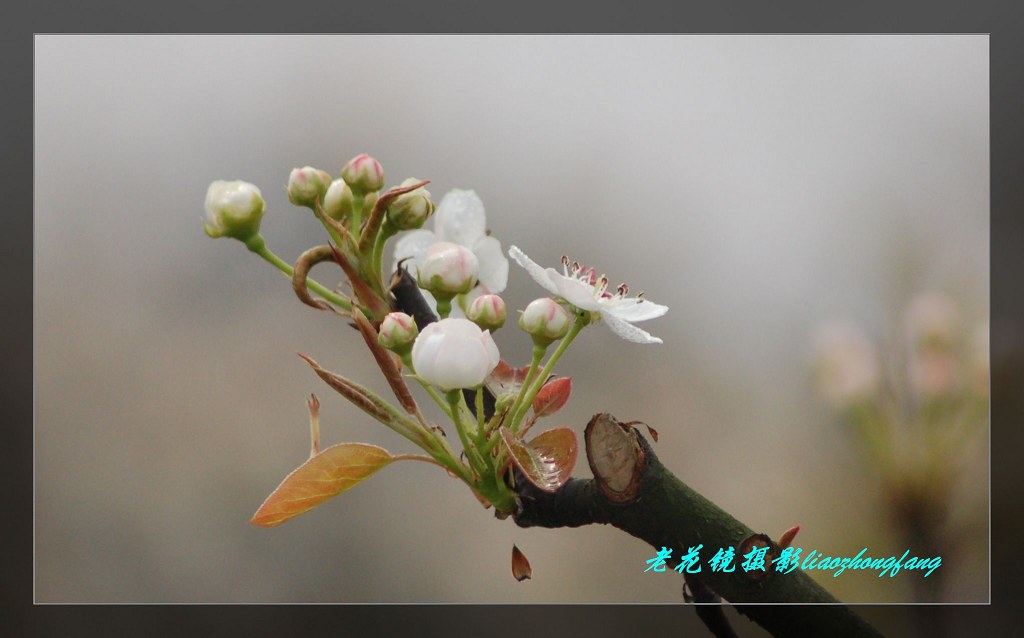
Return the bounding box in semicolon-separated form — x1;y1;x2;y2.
500;426;578;492
250;443;394;527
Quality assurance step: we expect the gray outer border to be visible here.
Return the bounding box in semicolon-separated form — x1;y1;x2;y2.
10;1;1023;635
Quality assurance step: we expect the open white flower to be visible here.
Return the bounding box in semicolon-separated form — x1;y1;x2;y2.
393;189;509;317
508;246;669;344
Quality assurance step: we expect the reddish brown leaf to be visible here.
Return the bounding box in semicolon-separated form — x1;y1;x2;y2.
351;308;418;415
298;353;395;425
645;424;659;442
622;419;659;443
329;243;392;320
484;360;531;398
500;426;578;492
531;377;572;417
291;245;340;311
511;544;532;581
251;443;394;527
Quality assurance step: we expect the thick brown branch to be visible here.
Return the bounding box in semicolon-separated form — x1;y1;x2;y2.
513;413;884;638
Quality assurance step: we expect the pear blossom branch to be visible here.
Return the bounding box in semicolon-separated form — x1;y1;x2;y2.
513;414;884;638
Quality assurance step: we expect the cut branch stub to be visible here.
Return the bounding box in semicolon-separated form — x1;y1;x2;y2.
737;532;776;583
585;413;646;504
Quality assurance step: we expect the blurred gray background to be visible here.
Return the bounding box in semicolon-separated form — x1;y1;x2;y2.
35;35;987;604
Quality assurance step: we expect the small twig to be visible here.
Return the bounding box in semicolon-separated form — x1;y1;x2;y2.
684;573;739;638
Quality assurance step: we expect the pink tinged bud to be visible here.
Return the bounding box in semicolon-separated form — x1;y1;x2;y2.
203;180;266;241
812;321;880;408
341;153;385;193
411;318;501;391
466;294;507;331
519;298;571;343
322;179;354;221
287;166;333;208
417;241;479;297
905;292;960;351
386;177;436;230
378;312;419;353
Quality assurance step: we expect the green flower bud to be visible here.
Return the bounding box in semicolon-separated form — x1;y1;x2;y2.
287;166;333;209
322;179;354;222
519;298;571;345
466;294;506;332
386;178;435;230
203;180;265;241
417;242;479;298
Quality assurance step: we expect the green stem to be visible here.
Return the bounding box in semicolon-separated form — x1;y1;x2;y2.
417;378;454;420
475;387;485;439
351;194;365;232
435;296;453;319
447;390;487;478
372;220;399;286
507;346;546;434
511;312;588;430
245;234;352;311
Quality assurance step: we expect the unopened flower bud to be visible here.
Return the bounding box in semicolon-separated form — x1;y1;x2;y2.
341;153;384;194
811;321;880;408
322;179;354;221
905;292;960;351
287;166;333;209
387;178;435;230
362;191;379;218
411;318;500;391
467;294;506;331
378;312;419;354
494;392;516;416
203;180;265;241
418;242;479;298
519;298;571;344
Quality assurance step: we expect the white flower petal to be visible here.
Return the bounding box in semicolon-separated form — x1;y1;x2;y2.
601;298;670;323
432;345;478;390
473;236;509;294
392;229;438;274
508;246;559;296
601;313;664;344
551;275;602;311
435;189;487;247
411;318;500;390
